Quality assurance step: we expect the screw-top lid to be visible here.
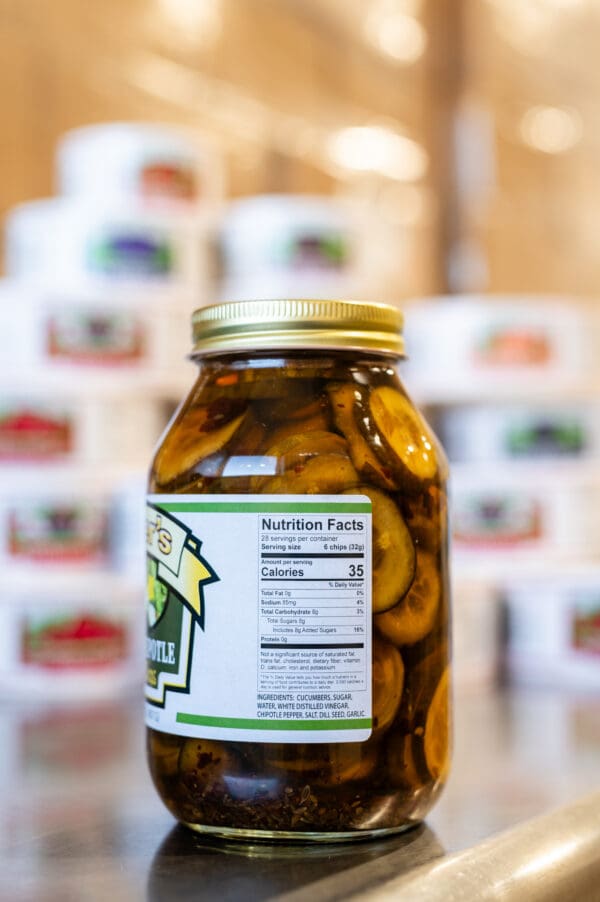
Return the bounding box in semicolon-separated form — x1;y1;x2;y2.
191;299;404;357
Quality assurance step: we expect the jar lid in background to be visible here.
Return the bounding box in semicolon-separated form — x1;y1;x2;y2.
191;298;404;356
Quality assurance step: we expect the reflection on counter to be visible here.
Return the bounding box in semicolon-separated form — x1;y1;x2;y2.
148;823;444;902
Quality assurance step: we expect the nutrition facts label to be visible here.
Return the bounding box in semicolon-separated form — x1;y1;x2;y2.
256;503;372;741
146;494;372;744
259;524;369;684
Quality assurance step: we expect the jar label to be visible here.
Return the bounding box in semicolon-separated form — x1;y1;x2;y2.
46;310;146;364
145;495;373;743
0;407;73;460
22;612;129;669
7;500;109;563
140;161;197;201
88;231;174;277
453;493;542;545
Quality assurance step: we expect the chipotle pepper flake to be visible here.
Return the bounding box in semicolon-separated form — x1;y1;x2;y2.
216;373;239;386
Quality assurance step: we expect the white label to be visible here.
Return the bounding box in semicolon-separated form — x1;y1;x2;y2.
145;494;372;743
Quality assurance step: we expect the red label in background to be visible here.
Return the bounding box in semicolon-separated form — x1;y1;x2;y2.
22;614;129;670
140;161;197;201
0;409;73;460
46;311;146;365
7;504;109;563
473;327;553;367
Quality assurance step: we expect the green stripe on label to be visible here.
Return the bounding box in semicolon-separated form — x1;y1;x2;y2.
160;502;371;514
176;713;372;731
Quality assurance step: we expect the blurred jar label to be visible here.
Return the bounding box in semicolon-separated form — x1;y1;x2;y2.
145;496;373;743
473;325;553;367
140;161;197;201
505;417;586;457
22;612;129;669
277;231;348;270
45;310;146;364
7;501;109;563
571;595;600;657
0;406;72;460
87;231;174;277
453;494;542;545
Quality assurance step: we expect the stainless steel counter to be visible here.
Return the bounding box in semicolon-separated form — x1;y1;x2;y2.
2;685;600;901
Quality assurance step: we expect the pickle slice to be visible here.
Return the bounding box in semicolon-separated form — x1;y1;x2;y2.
178;739;232;791
266;409;331;446
385;731;426;790
262;454;359;494
402;486;447;555
256;388;325;423
344;485;415;613
154;400;247;486
264;744;330;776
328;383;398;491
267;430;349;470
265;743;377;785
385;649;447;789
148;731;181;778
424;667;450;781
228;415;268;455
374;551;440;645
329;744;378;784
250;431;349;491
372;635;404;736
370;387;438;482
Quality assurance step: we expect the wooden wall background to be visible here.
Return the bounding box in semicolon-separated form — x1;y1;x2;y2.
2;0;596;297
0;0;457;296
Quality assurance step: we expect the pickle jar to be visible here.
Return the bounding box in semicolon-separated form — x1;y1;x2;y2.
146;298;451;841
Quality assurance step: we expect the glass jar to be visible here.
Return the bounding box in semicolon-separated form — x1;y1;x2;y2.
146;299;451;842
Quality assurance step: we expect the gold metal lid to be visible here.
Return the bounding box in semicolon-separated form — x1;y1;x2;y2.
191;299;404;357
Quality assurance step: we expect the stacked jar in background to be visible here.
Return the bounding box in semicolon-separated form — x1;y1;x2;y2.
403;295;600;690
0;122;223;699
217;193;396;304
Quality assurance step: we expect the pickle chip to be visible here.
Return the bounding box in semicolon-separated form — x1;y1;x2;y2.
265;743;377;785
267;430;349;470
256;388;327;424
328;383;397;491
178;739;232;791
424;667;450;781
402;486;448;555
262;454;359;495
329;743;379;784
148;731;181;778
264;744;331;778
385;731;426;791
266;409;331;446
154;400;247;486
370;387;438;483
250;431;350;491
344;485;415;613
386;649;448;789
372;636;404;736
228;415;268;456
374;551;440;645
